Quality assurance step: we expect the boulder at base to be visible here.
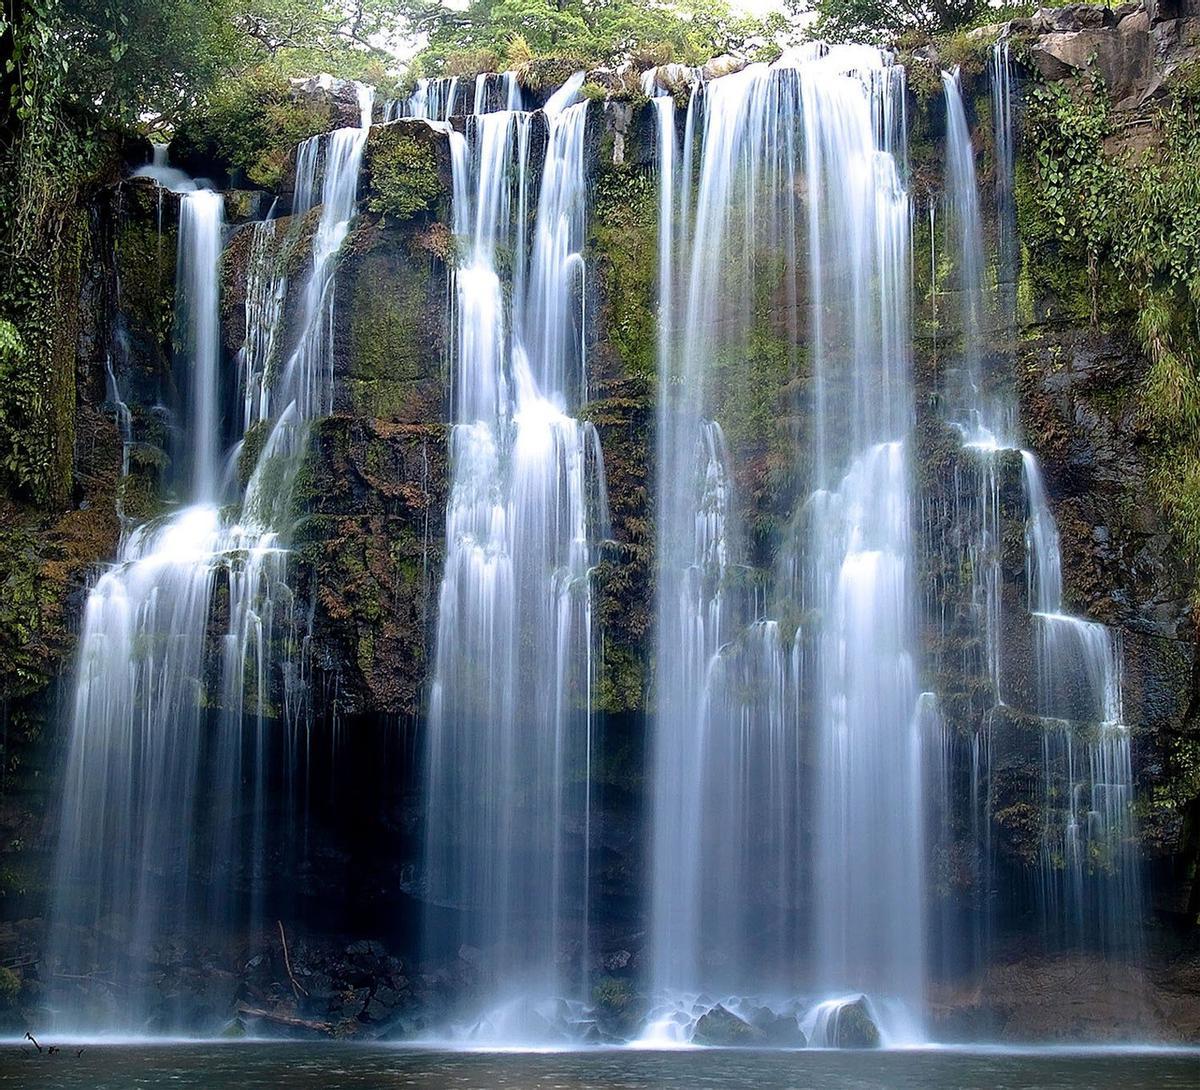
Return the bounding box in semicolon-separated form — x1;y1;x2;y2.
693;1004;767;1045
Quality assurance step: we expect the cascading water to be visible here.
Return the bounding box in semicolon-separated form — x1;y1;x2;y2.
37;39;1158;1049
48;87;374;1032
385;74;521;123
990;39;1018;295
1025;455;1141;954
938;58;1141;962
646;48;922;1045
801;54;920;1044
50;189;225;1031
419;73;608;1043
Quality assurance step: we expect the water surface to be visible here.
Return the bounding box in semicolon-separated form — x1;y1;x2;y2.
2;1044;1197;1089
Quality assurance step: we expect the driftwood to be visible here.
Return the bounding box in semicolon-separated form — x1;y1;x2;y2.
277;919;308;1000
236;1004;332;1035
24;1033;83;1058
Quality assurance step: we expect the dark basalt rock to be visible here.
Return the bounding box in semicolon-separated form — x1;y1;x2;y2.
747;1006;808;1047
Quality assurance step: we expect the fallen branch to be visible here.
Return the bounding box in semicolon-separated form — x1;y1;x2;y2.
236;1004;332;1035
277;919;308;1000
25;1032;41;1053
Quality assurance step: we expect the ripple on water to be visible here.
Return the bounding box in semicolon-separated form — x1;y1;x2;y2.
1;1044;1199;1090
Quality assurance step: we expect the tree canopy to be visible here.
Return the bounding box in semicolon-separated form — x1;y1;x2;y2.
397;0;777;74
807;0;988;44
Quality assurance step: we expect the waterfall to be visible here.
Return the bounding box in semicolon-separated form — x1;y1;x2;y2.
420;72;608;1043
49;189;227;1031
646;48;921;1044
941;68;1001;444
1025;454;1141;954
385;73;521;123
991;39;1018;293
940;59;1141;961
48;88;374;1032
802;55;919;1042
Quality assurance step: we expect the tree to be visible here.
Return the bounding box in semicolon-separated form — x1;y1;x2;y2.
806;0;985;44
397;0;773;74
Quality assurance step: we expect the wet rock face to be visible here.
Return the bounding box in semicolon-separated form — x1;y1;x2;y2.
693;1003;766;1045
332;218;448;425
294;417;448;721
1016;329;1190;637
747;1006;808;1047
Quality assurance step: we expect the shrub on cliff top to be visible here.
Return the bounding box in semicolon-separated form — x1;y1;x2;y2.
172;68;332;189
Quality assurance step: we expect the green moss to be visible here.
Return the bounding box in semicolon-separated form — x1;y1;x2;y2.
347;247;436;419
116;221;176;355
350;254;429;381
367;128;442;223
590;166;657;382
710;317;792;470
238;419;272;488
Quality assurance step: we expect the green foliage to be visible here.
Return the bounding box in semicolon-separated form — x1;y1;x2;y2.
809;0;985;44
0;318;35;490
402;0;776;75
366;128;442;222
1023;63;1200;602
590;166;657;382
233;0;405;82
173;67;331;188
38;0;404;127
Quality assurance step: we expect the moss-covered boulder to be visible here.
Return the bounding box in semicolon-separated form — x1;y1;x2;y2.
693;1003;766;1045
364;120;449;225
830;997;881;1048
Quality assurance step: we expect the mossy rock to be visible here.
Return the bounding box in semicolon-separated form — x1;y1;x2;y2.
334;220;446;423
693;1004;766;1046
365;122;445;224
292;419;449;718
591;976;645;1040
830;998;880;1049
588;165;657;385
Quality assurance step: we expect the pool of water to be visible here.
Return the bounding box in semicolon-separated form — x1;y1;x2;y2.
1;1043;1197;1089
